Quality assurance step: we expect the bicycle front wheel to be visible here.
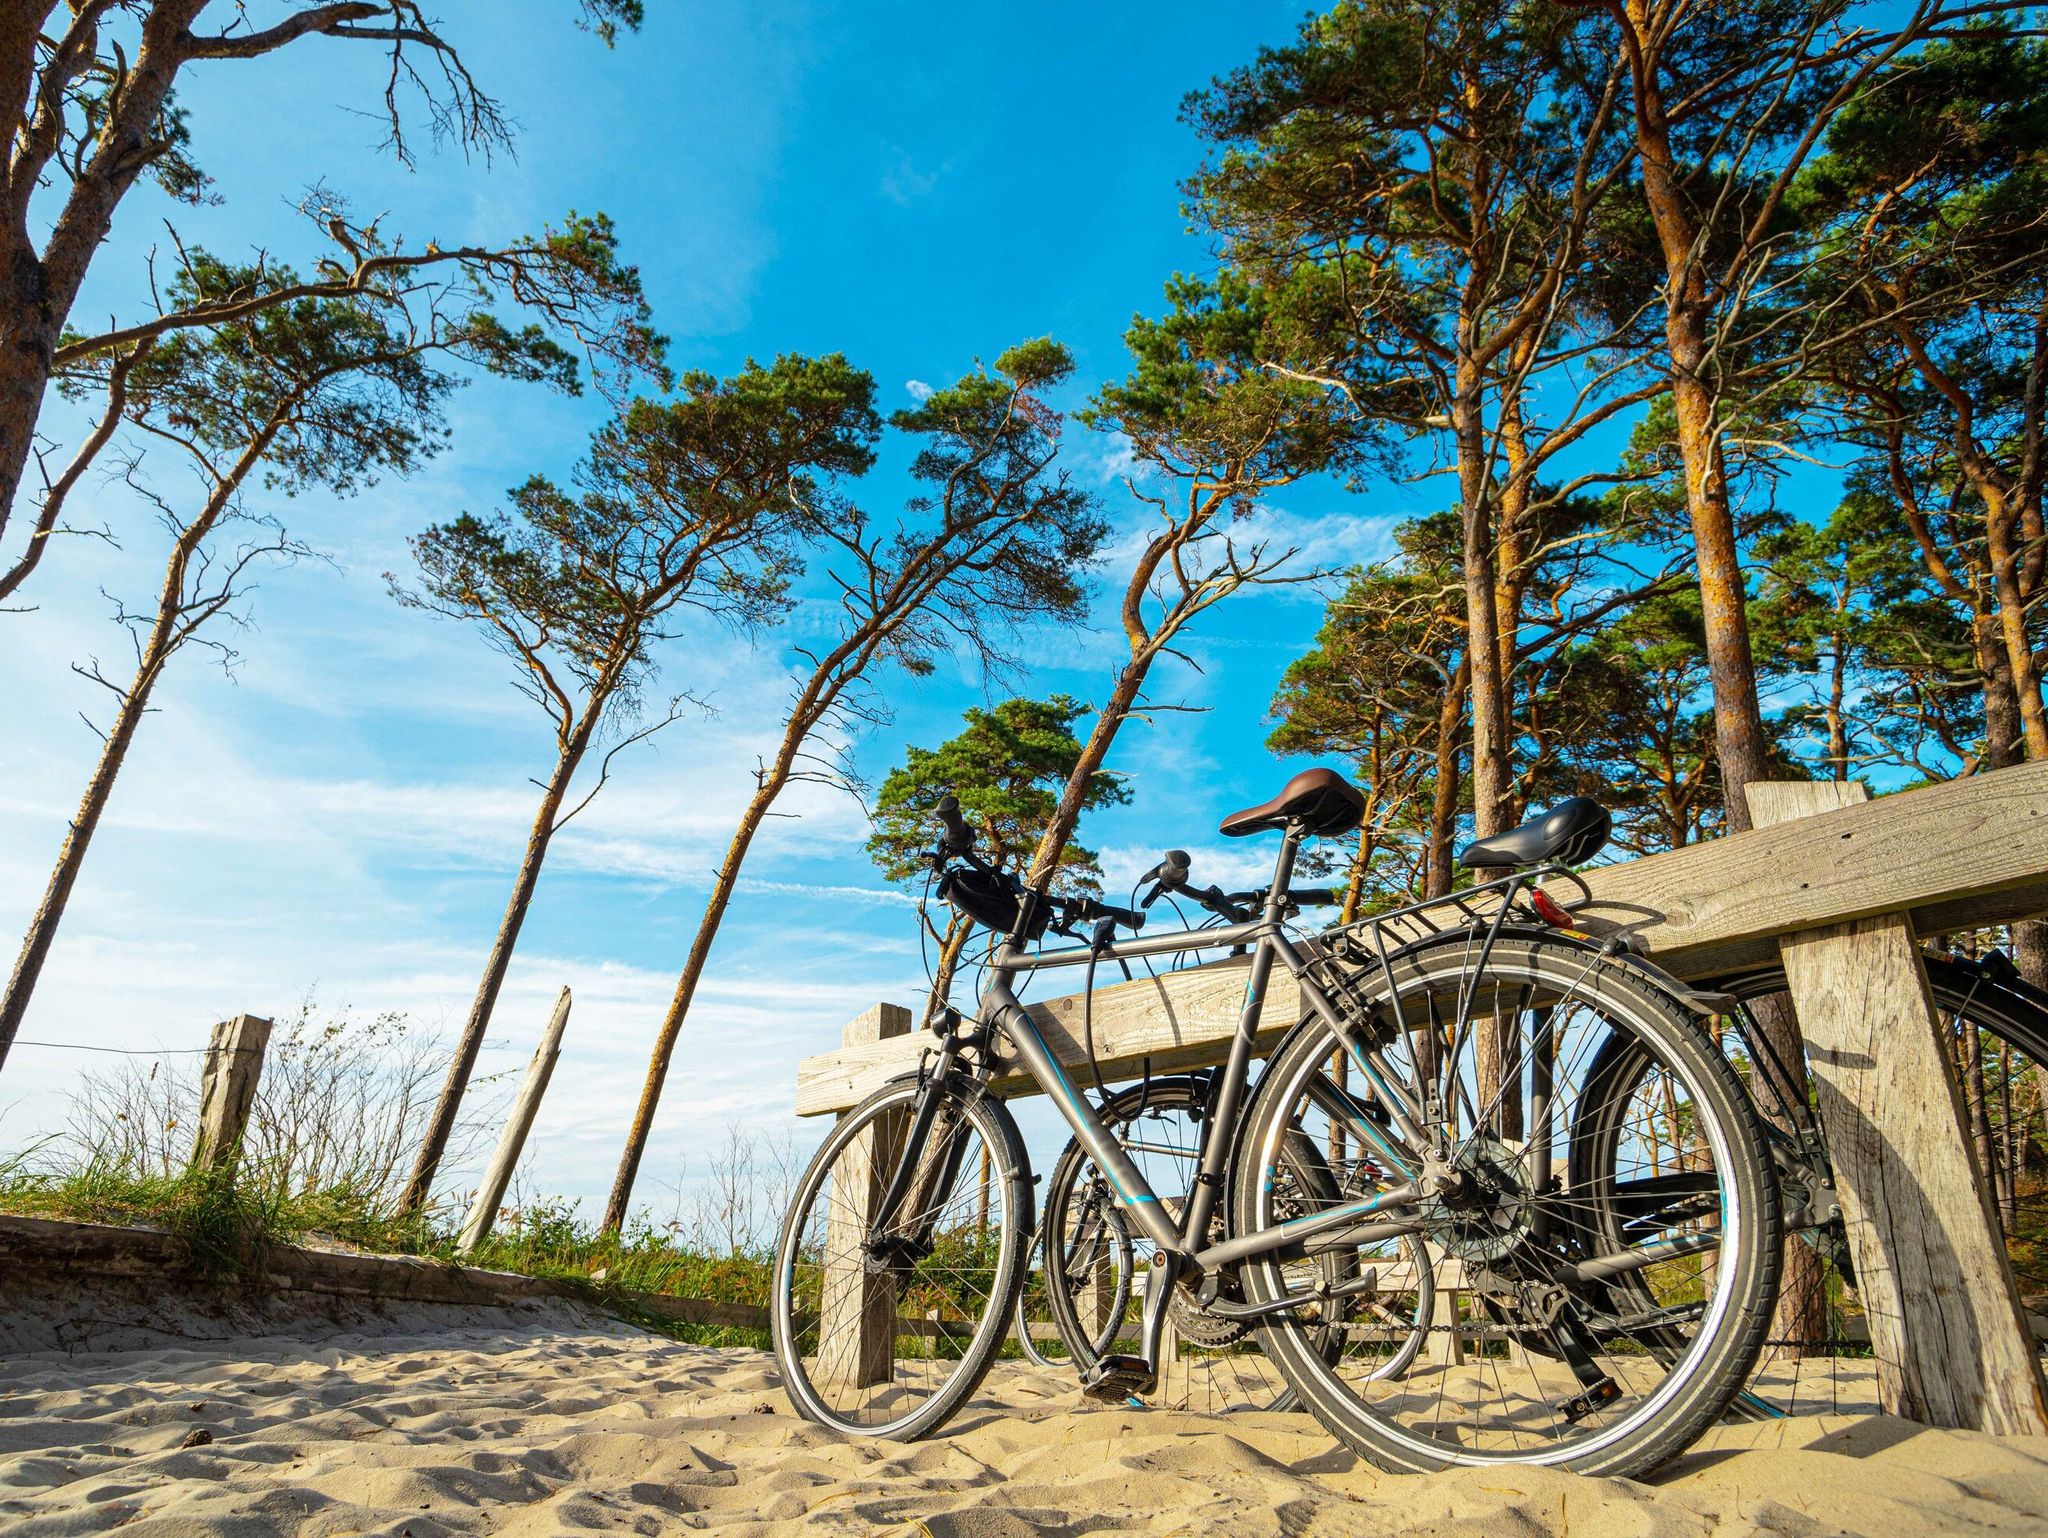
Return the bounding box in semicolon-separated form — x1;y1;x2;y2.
1231;933;1780;1477
771;1073;1030;1439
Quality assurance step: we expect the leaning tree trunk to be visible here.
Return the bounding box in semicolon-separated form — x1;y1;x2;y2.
926;912;973;1025
604;779;777;1233
0;637;164;1070
0;1;193;555
400;713;599;1211
1027;655;1152;887
0;417;264;1074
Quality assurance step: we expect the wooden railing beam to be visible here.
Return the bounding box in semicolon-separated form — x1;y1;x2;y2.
799;762;2048;1119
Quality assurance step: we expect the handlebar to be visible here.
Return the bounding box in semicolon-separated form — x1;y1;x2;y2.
1068;895;1145;932
1143;864;1347;922
929;792;1141;937
1139;848;1190;908
927;791;1344;940
933;793;976;855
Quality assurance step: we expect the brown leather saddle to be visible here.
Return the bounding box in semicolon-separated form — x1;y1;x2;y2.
1218;767;1367;839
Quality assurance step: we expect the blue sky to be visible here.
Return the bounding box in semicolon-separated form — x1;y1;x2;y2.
0;2;1429;1215
1;2;1826;1221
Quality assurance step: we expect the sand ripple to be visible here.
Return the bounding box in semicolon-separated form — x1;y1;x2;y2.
3;1312;2046;1536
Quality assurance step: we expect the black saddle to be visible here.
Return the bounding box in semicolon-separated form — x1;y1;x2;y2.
1459;798;1611;870
1219;767;1366;839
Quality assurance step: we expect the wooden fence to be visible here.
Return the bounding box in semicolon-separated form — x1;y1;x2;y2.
796;764;2048;1436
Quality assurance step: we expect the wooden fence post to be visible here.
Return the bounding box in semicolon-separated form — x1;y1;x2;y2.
458;988;572;1254
191;1014;272;1172
819;1003;912;1386
1750;781;2048;1434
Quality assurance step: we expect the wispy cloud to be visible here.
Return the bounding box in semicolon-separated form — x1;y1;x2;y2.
879;150;943;207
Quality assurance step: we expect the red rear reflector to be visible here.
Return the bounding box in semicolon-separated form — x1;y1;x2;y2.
1530;888;1574;928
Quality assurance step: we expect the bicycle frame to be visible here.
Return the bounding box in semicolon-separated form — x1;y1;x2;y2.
974;822;1433;1281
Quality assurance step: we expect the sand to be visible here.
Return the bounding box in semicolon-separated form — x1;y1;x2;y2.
4;1299;2047;1537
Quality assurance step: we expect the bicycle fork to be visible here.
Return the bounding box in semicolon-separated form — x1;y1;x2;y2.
864;1033;978;1270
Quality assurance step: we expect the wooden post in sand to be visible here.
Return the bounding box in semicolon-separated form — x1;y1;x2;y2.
1428;1285;1466;1367
819;1003;912;1386
191;1014;272;1171
1750;782;2048;1434
458;988;572;1254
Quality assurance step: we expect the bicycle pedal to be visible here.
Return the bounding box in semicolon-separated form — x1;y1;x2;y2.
1555;1375;1621;1424
1080;1354;1157;1403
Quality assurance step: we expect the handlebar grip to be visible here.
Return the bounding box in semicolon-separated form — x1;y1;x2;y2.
934;793;976;854
1293;886;1346;908
1088;899;1146;931
1140;848;1194;909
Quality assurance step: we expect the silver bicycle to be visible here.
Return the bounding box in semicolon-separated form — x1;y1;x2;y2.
771;768;1781;1477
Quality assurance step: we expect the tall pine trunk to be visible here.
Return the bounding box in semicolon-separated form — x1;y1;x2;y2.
1424;657;1468;901
604;778;775;1233
1624;37;1818;1350
1454;368;1519;1138
0;637;164;1065
401;712;600;1210
1453;375;1510;847
1631;79;1772;832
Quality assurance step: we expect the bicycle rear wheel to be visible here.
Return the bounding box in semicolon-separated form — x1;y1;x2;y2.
1014;1220;1123;1369
1712;953;2048;1301
1231;933;1780;1477
771;1073;1030;1439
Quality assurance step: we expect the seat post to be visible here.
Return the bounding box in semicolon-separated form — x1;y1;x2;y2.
1265;822;1305;917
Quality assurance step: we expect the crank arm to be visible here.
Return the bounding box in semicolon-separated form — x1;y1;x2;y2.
1197;1266;1382;1322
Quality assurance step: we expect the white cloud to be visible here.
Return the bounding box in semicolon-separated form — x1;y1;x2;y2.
879;150;943;207
0;556;921;1214
1236;501;1403;579
1096;840;1288;904
904;379;935;402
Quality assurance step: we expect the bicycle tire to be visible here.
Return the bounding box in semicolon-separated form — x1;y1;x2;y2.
1230;932;1782;1477
771;1072;1030;1440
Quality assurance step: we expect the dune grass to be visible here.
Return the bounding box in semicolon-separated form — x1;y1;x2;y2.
0;1158;777;1348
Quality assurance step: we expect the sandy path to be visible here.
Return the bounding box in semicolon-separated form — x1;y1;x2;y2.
4;1312;2048;1537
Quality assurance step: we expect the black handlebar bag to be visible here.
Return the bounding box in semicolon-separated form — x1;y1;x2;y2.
938;867;1052;941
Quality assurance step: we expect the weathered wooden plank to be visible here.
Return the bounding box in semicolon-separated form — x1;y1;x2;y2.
797;762;2048;1115
1755;781;2048;1435
459;988;572;1254
795;956;1304;1117
192;1014;272;1169
1559;760;2048;977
